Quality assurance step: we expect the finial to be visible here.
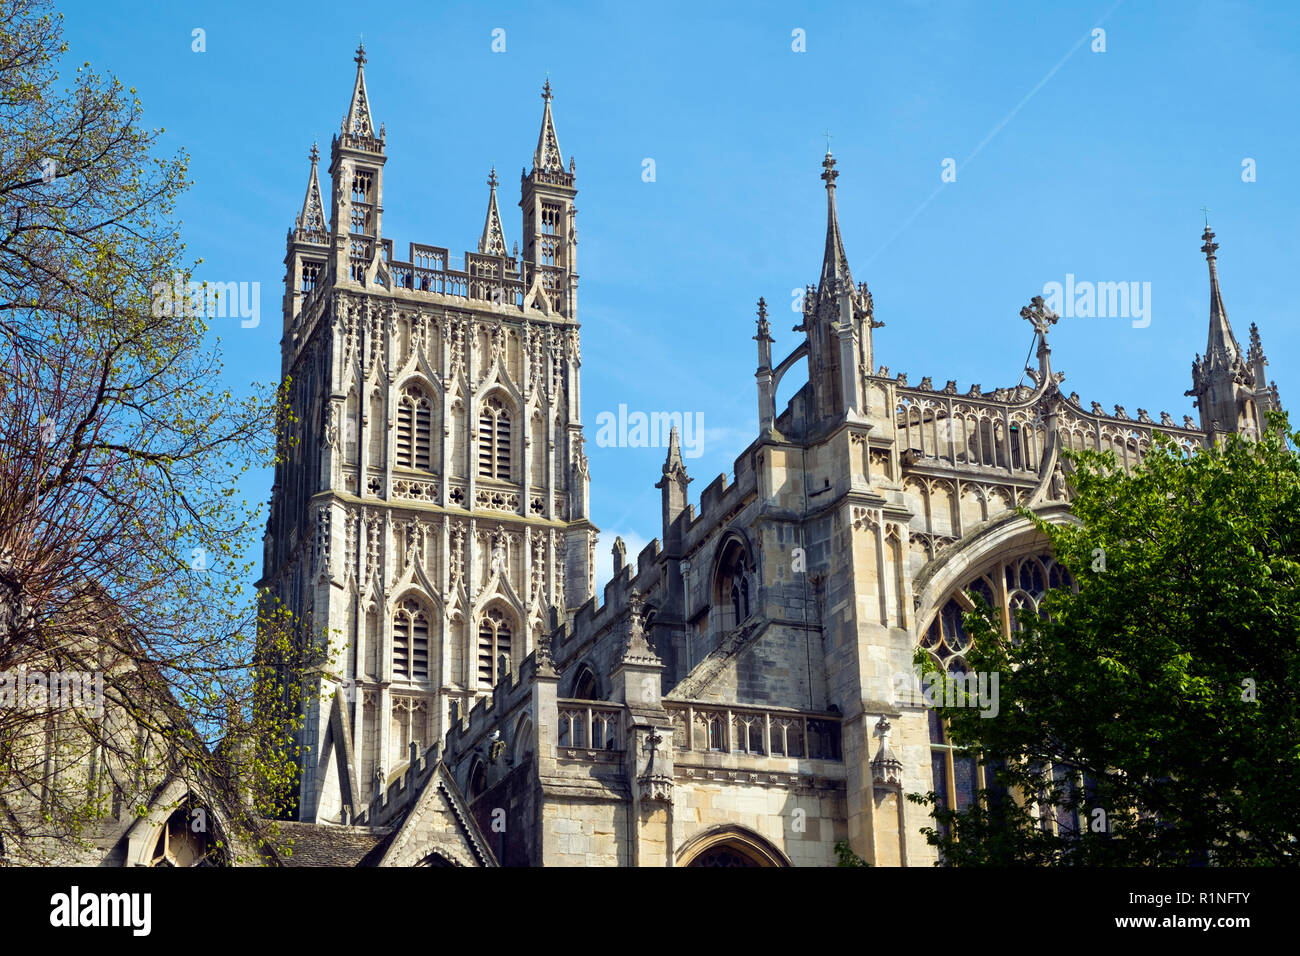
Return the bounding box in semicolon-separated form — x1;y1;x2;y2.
488;166;498;189
309;142;319;164
542;77;553;101
824;129;833;154
355;39;367;66
755;297;771;342
1201;205;1211;228
1020;295;1060;336
821;151;839;188
1201;223;1219;261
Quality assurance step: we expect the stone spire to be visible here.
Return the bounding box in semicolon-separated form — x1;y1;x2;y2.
1247;322;1284;428
294;143;328;242
1200;225;1244;374
532;79;565;176
754;297;776;433
621;589;659;665
478;167;507;256
1187;225;1257;438
655;426;691;536
342;42;378;140
817;151;853;295
662;425;686;478
799;151;877;424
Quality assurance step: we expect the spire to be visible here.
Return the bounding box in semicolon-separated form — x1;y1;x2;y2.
342;42;377;139
1187;224;1258;437
660;426;687;481
294;143;327;241
1201;224;1242;371
818;151;853;293
532;79;565;176
478;167;508;256
656;425;692;535
621;589;659;665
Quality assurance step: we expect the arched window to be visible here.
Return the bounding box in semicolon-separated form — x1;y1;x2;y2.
478;396;512;480
392;598;430;681
477;607;513;686
678;827;790;867
513;718;535;765
714;536;753;631
571;664;600;700
468;761;487;800
689;845;763;867
150;803;225;867
921;553;1074;842
396;384;433;471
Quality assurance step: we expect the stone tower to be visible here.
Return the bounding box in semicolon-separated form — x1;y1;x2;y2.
262;46;596;824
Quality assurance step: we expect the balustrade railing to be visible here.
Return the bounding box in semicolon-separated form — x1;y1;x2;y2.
556;700;623;752
664;702;841;761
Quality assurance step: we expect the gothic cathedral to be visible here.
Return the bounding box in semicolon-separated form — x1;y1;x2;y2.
260;47;1282;866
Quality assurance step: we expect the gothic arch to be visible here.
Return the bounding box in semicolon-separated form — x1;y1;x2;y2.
474;600;518;689
390;592;435;682
711;529;756;632
396;369;442;401
512;713;535;765
121;778;234;868
466;758;488;801
471;576;525;625
569;662;601;700
415;850;462;866
911;505;1077;650
477;388;517;482
676;824;791;868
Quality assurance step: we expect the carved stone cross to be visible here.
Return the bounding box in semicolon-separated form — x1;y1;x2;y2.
1019;295;1060;336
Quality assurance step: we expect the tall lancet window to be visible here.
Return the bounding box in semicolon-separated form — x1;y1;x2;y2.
715;537;753;632
393;598;430;681
477;608;512;686
478;396;512;480
396;384;433;470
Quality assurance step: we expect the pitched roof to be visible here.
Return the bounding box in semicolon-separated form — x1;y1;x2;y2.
268;821;394;867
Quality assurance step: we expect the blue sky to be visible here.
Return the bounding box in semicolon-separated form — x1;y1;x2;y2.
57;0;1300;591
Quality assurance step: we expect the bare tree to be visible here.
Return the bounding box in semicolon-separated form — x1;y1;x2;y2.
0;0;318;864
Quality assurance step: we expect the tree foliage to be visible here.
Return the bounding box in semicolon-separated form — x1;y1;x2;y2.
0;0;318;864
910;415;1300;865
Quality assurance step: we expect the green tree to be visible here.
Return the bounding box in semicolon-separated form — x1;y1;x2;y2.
910;416;1300;865
0;0;318;864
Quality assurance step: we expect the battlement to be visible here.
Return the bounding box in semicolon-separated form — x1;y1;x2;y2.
440;649;540;761
358;738;435;827
676;444;760;552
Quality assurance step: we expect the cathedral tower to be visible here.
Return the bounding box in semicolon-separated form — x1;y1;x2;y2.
261;50;595;823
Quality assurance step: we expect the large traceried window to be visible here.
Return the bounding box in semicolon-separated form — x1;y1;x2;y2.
392;598;431;681
921;553;1074;840
477;607;513;687
395;384;434;471
478;396;512;480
